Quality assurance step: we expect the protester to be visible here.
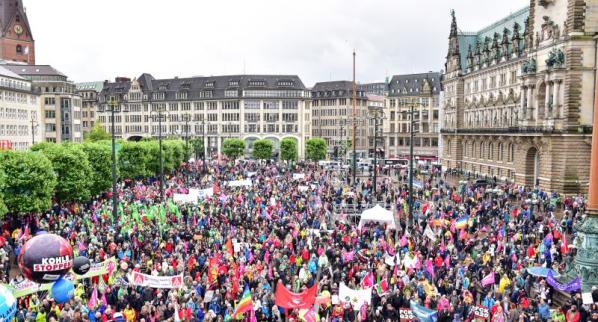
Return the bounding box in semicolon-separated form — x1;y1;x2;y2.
0;158;592;322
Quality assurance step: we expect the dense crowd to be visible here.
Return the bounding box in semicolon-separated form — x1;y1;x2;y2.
0;158;597;322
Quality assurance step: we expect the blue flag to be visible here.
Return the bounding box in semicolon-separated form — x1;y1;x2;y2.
410;301;437;322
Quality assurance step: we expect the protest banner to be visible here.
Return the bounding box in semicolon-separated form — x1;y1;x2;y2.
4;257;117;298
129;271;183;289
546;271;581;292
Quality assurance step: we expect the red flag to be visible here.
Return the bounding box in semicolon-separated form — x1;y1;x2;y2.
361;271;374;288
274;281;317;309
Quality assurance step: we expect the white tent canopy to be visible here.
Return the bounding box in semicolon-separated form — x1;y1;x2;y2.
358;205;396;229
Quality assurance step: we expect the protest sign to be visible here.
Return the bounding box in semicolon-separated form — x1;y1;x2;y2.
129;271;183;289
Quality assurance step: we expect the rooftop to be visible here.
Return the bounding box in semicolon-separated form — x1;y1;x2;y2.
3;64;67;77
76;81;104;92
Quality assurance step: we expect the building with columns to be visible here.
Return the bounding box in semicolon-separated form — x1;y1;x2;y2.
0;65;39;150
310;81;369;160
4;64;82;143
385;72;442;160
441;0;598;193
98;74;311;159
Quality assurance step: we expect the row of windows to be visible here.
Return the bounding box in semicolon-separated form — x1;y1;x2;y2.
0;124;30;136
387;137;439;148
311;99;367;107
0;107;31;119
466;70;518;93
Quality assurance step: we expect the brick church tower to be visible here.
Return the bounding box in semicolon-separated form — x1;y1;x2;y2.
0;0;34;64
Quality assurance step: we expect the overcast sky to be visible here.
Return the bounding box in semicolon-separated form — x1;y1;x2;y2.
27;0;528;87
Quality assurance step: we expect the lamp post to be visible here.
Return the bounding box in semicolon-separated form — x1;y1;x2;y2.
30;116;38;145
107;97;120;220
352;50;357;186
150;107;167;201
182;113;191;186
201;119;207;174
368;109;385;197
407;101;424;228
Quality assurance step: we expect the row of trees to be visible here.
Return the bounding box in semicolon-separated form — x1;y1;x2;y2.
0;138;186;217
220;137;325;161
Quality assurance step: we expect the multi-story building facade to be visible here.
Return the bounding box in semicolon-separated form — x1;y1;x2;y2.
98;74;311;159
442;0;597;193
366;95;385;158
310;81;369;159
385;72;442;160
5;64;82;143
0;65;39;150
0;0;34;64
361;82;386;96
76;82;104;135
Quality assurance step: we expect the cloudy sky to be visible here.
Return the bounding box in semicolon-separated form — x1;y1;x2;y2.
27;0;528;87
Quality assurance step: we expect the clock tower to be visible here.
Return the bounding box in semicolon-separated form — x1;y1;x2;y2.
0;0;34;64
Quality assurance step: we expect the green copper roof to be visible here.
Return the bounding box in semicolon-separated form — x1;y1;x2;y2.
456;6;529;72
76;81;104;92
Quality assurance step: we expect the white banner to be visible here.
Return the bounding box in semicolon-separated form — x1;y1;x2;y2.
129;271;183;289
173;188;213;204
227;179;252;187
424;226;437;242
293;173;305;180
339;283;371;310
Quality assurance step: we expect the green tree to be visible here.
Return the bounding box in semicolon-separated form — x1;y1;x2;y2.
189;138;204;160
30;142;55;152
222;138;245;159
41;145;93;202
118;142;151;178
84;122;111;142
0;167;7;217
81;142;115;196
0;151;57;214
162;140;185;172
280;137;298;161
252;139;273;160
305;138;327;161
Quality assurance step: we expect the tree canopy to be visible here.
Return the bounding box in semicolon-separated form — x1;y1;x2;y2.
280;137;298;161
222;138;245;159
252;139;273;160
305;138;327;161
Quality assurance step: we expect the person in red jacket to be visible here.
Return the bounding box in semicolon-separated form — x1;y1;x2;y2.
566;305;580;322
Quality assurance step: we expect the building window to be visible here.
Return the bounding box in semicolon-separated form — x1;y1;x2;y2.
16;45;22;54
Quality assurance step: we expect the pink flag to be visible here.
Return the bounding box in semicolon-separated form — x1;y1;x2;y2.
268;262;273;279
87;286;98;309
361;271;374;288
249;308;258;322
101;291;108;307
481;271;495;287
444;255;450;269
399;235;408;247
425;259;435;279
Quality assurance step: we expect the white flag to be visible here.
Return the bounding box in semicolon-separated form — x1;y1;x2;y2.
424;225;437;242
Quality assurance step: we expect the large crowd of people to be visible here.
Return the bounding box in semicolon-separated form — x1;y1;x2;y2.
0;158;597;322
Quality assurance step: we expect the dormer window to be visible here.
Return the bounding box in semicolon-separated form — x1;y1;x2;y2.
249;80;265;87
204;81;215;88
277;80;294;87
228;80;239;87
158;84;167;91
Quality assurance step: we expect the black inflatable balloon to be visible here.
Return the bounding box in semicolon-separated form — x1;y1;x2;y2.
72;256;91;275
18;234;73;284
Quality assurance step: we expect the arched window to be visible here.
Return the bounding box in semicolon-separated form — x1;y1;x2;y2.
447;140;452;156
16;45;22;54
479;142;484;159
488;143;494;160
498;143;504;161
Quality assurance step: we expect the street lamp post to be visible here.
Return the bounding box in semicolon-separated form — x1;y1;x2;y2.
352;51;357;186
107;97;120;221
150;108;167;201
201;119;207;174
182;113;191;187
407;102;424;228
368;109;385;197
30;116;38;145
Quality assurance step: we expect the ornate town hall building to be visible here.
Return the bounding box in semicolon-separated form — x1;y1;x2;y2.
442;0;598;193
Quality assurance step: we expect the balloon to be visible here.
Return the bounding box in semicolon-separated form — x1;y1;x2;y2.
51;277;74;304
72;256;91;275
35;230;47;235
18;234;74;284
0;284;16;321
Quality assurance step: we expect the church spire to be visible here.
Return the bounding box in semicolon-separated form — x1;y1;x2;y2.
450;9;458;38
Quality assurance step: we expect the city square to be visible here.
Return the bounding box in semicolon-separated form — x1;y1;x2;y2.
0;0;597;321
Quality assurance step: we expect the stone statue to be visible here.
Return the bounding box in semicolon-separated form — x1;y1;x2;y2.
521;58;537;74
545;48;565;68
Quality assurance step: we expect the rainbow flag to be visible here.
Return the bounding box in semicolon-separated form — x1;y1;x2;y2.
455;216;468;230
233;286;253;317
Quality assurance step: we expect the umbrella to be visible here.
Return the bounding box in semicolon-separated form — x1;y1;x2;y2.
526;267;561;278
